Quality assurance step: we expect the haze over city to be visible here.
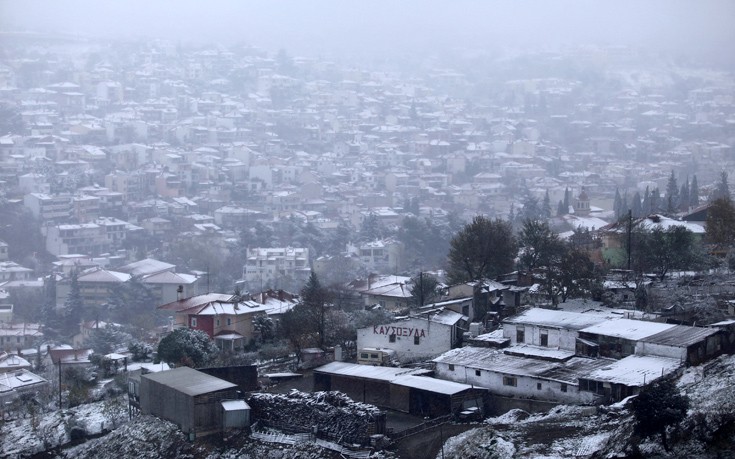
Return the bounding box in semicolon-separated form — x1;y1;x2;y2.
3;1;735;64
1;1;735;458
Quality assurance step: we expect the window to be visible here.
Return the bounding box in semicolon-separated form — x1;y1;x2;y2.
389;334;396;343
516;328;525;344
540;331;548;347
414;335;420;345
360;353;369;359
448;364;455;371
475;370;481;377
191;317;197;327
216;319;220;327
227;318;232;326
370;353;379;359
503;376;517;387
537;383;542;390
561;383;568;393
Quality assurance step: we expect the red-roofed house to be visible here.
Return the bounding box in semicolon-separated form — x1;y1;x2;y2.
158;294;272;350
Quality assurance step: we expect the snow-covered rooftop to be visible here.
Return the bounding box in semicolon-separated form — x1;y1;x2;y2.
504;308;611;331
314;361;430;382
142;367;237;396
391;375;480;395
504;344;576;361
580;318;675;341
584;355;681;387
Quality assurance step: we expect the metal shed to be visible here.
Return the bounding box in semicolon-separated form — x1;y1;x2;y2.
140;367;240;438
221;399;250;429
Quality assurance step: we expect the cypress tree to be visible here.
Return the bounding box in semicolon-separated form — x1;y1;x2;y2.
642;186;651;216
665;170;679;214
631;191;643;218
679;177;690;212
690;174;699;208
613;188;622;219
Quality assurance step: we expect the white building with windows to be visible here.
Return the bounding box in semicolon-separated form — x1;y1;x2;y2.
433;346;611;405
242;247;310;292
356;311;467;363
44;223;109;256
501;308;614;350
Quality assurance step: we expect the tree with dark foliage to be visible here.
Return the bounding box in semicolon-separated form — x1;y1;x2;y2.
300;272;330;348
408;272;439;307
705;197;735;250
631;225;703;280
62;271;84;337
157;328;218;368
632;378;689;452
446;216;517;284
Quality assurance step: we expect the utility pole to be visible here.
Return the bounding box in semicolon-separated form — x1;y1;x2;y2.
58;360;62;410
419;271;424;307
627;209;632;271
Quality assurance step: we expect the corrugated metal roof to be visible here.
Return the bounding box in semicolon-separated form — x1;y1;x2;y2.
585;355;682;386
314;361;430;382
391;375;478;395
504;308;610;331
142;367;237;396
433;347;611;384
639;325;719;347
580;319;675;341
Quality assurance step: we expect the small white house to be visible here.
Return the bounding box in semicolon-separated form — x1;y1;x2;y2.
502;308;613;350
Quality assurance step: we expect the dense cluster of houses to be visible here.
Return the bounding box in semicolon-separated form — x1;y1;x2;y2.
1;32;735;442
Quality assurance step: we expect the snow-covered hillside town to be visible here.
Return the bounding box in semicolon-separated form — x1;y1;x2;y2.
1;1;735;458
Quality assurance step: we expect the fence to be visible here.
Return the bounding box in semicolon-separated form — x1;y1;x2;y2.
389;414;452;441
253;418;372;447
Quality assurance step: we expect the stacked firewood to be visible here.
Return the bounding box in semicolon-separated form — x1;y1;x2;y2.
248;390;382;441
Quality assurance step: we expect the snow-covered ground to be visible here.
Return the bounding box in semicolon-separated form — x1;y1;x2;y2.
439;354;735;459
0;397;126;457
3;354;735;458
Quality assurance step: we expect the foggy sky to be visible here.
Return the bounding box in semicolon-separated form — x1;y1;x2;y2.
1;1;734;63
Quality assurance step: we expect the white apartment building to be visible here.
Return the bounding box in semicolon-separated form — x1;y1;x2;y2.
44;223;109;256
23;193;73;222
243;247;310;292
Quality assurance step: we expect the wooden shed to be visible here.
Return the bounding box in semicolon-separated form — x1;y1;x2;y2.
389;375;486;417
314;361;430;407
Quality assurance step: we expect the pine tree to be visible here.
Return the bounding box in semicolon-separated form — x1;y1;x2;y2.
690;174;699;208
563;187;570;213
